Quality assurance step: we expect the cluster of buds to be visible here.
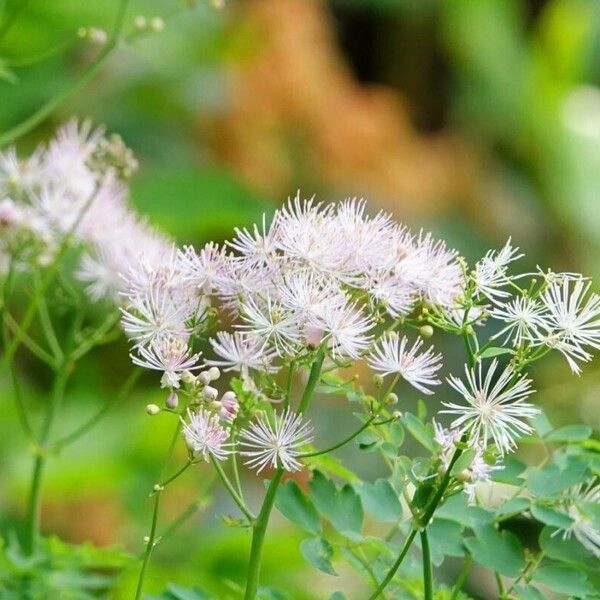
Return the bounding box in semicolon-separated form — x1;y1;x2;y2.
89;133;139;179
77;26;108;45
133;15;165;32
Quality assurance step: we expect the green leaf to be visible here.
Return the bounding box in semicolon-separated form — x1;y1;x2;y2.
354;479;402;523
533;564;595;596
495;496;530;518
526;457;589;497
530;503;573;529
389;422;405;447
356;430;381;452
546;424;592;443
427;518;465;566
451;449;476;475
309;471;363;535
492;456;526;485
402;413;437;452
417;398;427;420
435;493;490;528
478;347;515;359
513;584;547;600
464;524;525;577
305;453;359;482
300;538;337;576
539;526;598;569
275;480;322;535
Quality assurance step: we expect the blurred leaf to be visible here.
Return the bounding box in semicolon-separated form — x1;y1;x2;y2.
305;453;359;482
527;457;590;497
495;496;530;518
492;455;526;485
427;518;465;566
539;526;598;570
131;165;271;241
546;424;592;443
464;524;525;577
354;479;402;523
530;503;573;529
402;413;436;452
329;594;346;600
478;347;515;359
300;537;337;576
451;449;476;475
533;564;595;596
275;480;322;535
513;584;547;600
435;493;490;528
150;584;213;600
309;471;363;535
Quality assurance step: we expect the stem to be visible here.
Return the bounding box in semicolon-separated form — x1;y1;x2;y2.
24;365;69;555
3;311;56;366
495;572;507;599
7;358;34;441
158;460;192;488
211;457;255;523
449;555;472;600
421;530;433;600
134;491;161;600
243;468;284;600
283;360;295;410
297;347;325;415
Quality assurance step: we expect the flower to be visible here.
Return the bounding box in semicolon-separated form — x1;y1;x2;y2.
473;238;523;300
491;296;548;346
239;410;314;473
207;331;277;374
463;444;503;505
181;408;231;461
130;336;202;388
367;333;443;395
442;359;539;454
559;483;600;557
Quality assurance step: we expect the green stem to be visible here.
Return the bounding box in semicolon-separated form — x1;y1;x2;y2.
157;460;192;489
3;312;56;366
134;491;161;600
211;457;255;523
24;365;69;555
297;347;325;415
243;468;284;600
283;360;295;410
449;555;472;600
421;530;433;600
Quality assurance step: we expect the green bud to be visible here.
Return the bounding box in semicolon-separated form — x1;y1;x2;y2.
419;325;434;338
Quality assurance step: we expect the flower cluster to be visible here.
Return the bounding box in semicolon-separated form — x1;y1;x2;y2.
0;120;170;301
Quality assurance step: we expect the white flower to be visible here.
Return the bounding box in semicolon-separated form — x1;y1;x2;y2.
464;444;503;505
474;238;523;300
181;408;231;461
432;419;462;468
534;278;600;374
367;333;443;395
239;410;314;473
207;331;277;374
177;242;230;295
491;296;548;346
559;483;600;557
364;271;417;318
442;359;539;455
310;297;373;359
131;336;202;388
227;213;279;267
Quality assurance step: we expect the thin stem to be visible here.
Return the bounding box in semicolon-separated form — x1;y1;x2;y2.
449;555;472;600
297;347;325;415
32;271;63;362
211;457;255;523
3;312;56;366
367;529;418;600
69;311;121;362
0;0;131;147
157;460;192;489
495;572;507;599
5;35;77;67
52;368;141;449
7;359;34;441
243;468;284;600
421;530;433;600
134;491;161;600
24;365;69;555
283;360;295;410
230;429;245;500
350;547;388;600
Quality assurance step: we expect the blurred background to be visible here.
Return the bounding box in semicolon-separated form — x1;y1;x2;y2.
2;0;600;597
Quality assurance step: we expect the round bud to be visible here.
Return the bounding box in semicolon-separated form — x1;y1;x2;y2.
198;371;211;386
77;27;87;38
181;370;196;386
392;410;403;420
208;366;220;381
89;27;107;44
150;16;164;32
133;15;147;29
455;469;471;482
372;373;384;388
385;392;399;405
145;404;160;416
203;386;218;401
143;535;150;543
153;483;163;492
419;325;434;338
465;325;474;335
165;391;179;409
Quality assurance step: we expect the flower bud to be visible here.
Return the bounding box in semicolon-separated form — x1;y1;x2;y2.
373;373;384;388
150;17;164;32
220;391;239;423
198;371;211;386
208;366;221;381
385;392;399;405
419;325;434;338
165;391;179;409
133;15;147;29
305;325;324;348
145;404;160;415
392;410;403;420
455;469;471;482
181;370;197;386
203;386;218;401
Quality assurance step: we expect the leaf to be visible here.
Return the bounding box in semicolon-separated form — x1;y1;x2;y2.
530;503;573;529
402;413;437;452
309;471;363;535
389;422;405;447
492;456;526;485
546;424;592;443
435;493;490;528
495;496;530;518
464;524;525;577
0;60;17;84
533;564;595;596
451;449;476;475
354;479;402;523
275;480;322;535
356;430;381;452
478;347;515;359
513;584;547;600
427;518;465;566
539;526;598;569
305;453;359;482
300;538;337;576
526;457;589;498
